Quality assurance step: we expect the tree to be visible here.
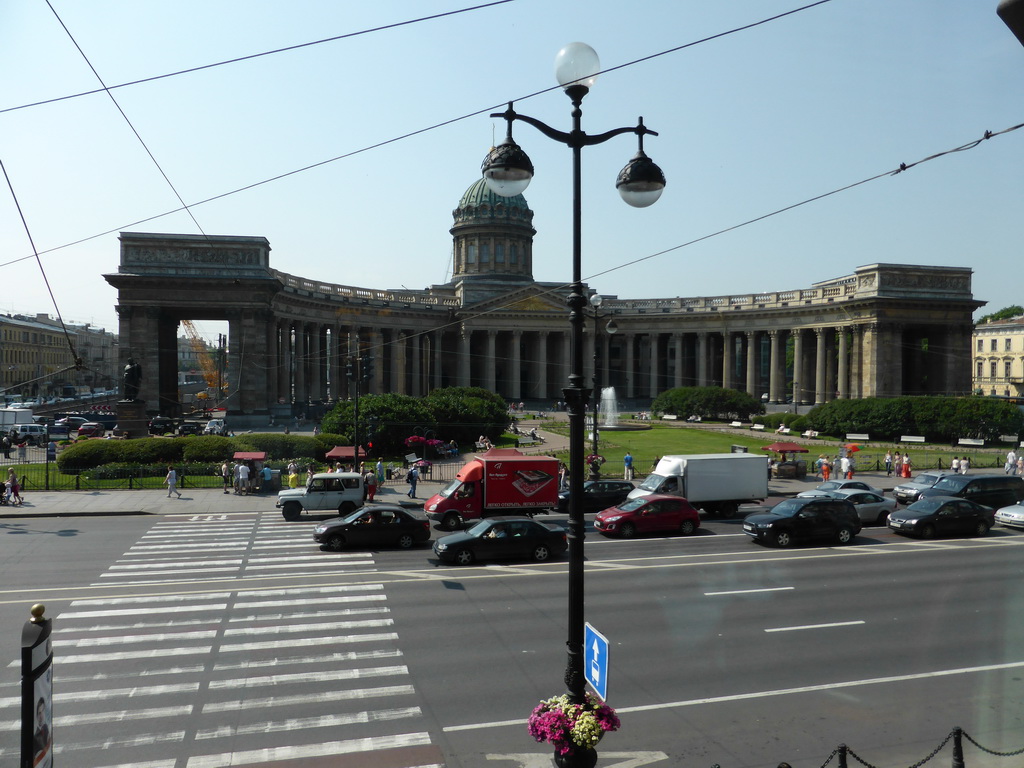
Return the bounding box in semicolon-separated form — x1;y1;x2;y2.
978;305;1024;324
652;386;763;421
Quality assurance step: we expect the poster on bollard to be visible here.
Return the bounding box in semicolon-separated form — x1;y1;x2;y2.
21;605;53;768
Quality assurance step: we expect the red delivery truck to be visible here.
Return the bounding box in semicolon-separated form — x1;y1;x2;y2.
425;447;560;530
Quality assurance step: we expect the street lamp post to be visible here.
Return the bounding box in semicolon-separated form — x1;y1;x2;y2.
481;43;665;727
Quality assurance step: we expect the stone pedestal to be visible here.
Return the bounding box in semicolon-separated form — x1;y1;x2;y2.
116;400;148;439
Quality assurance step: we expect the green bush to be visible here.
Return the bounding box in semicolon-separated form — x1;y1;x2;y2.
652;386;763;421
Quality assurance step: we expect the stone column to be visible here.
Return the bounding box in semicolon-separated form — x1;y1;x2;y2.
293;323;307;405
721;332;733;390
485;331;497;393
265;316;279;406
459;327;472;387
510;330;522;399
814;327;827;404
625;334;636;398
696;332;708;387
535;332;548;400
433;331;444;390
279;321;292;402
837;327;849;399
649;333;660;398
308;324;322;402
674;334;684;388
768;330;783;403
791;329;804;404
395;331;407;394
746;331;757;396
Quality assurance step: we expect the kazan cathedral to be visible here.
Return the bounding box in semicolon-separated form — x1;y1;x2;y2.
106;176;981;421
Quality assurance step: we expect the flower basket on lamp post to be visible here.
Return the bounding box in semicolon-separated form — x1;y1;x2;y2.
527;692;620;767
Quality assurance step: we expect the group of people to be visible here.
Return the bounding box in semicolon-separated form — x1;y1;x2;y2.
815;453;857;480
949;456;972;474
882;451;917;478
3;467;22;505
1004;450;1023;475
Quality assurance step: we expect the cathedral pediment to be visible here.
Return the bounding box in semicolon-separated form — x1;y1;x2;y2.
460;282;569;316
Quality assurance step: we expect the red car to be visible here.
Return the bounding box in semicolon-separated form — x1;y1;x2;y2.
76;422;105;438
594;494;701;538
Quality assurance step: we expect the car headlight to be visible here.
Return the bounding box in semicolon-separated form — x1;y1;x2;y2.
314;525;326;533
603;515;621;523
435;542;447;552
427;503;438;511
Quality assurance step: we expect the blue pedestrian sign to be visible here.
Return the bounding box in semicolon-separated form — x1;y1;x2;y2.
584;622;609;701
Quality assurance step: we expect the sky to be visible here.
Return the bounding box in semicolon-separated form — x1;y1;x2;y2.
2;0;1023;345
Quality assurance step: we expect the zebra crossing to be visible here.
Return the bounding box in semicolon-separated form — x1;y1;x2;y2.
0;512;445;768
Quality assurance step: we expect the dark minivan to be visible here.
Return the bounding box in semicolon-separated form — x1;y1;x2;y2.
917;474;1024;510
743;496;862;548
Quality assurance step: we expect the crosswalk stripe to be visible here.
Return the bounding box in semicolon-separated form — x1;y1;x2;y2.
194;706;421;739
202;684;416;713
185;731;431;768
206;665;408;689
219;632;398;652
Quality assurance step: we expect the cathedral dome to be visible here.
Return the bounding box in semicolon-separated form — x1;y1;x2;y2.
453;178;533;223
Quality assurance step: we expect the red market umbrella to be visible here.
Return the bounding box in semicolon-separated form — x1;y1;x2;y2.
761;442;809;454
844;443;862;452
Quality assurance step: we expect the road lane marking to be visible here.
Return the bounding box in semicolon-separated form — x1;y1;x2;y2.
765;620;865;632
704;587;794;596
444;658;1024;732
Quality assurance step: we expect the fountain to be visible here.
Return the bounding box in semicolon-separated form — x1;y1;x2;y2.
595;386;651;432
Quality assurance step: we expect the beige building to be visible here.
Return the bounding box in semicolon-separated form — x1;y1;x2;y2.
973;317;1024;397
0;314;81;399
105;178;984;423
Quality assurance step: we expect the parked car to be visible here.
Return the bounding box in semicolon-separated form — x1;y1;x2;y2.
313;505;431;551
555;479;634;513
826;488;898;526
177;421;205;436
433;516;567;565
148;417;176;435
9;423;48;445
204;418;228;436
892;471;952;505
887;496;994;539
995;500;1024;530
918;474;1024;510
76;422;105;438
56;415;90;429
743;496;862;548
593;494;701;538
797;479;883;498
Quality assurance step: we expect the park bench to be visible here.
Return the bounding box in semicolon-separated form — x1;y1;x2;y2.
999;434;1019;443
846;433;869;442
900;435;926;443
517;436;539;447
730;421;744;428
803;430;819;439
662;414;678;421
751;423;766;431
957;438;985;447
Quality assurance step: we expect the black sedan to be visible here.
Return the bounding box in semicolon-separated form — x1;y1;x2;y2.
555;479;635;513
433;516;567;566
177;421;205;436
313;505;431;551
887;496;994;539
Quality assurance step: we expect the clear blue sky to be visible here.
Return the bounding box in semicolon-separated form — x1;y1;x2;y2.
2;1;1022;343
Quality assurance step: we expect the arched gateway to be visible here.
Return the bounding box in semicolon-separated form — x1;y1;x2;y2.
105;181;982;426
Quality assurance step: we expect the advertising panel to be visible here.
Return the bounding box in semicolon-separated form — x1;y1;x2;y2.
483;457;559;508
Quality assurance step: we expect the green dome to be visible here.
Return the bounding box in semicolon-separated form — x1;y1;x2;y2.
456;178;532;216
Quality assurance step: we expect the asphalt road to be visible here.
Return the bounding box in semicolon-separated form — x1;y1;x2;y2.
2;505;1023;768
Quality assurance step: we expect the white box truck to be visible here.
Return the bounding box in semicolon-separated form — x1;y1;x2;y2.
627;453;768;518
0;408;36;432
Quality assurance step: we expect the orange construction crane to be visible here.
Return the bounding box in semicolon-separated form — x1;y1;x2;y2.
181;320;226;396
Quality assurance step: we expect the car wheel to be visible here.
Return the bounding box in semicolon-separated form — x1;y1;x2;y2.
397;533;415;549
680;520;696;536
282;502;301;521
875;510;890;527
339;501;356;514
441;513;461;531
453;548;474;566
718;502;738;520
774;530;793;548
326;534;346;552
974;521;990;537
919;523;936;539
835;526;854;545
532;544;551;562
619;522;637;539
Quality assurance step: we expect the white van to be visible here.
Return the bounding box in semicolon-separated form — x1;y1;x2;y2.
203;418;228;436
9;423;48;446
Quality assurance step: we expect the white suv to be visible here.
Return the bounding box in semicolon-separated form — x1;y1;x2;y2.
276;473;366;520
9;424;48;445
203;419;228;436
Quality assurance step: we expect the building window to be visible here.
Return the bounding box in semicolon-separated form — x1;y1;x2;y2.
991;361;998;378
977;339;983;352
467;244;476;264
480;244;490;263
977;361;984;378
1006;361;1013;378
510;245;518;264
1007;338;1013;352
495;243;505;263
991;339;998;352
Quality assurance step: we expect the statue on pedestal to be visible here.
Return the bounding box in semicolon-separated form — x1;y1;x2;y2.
122;357;142;401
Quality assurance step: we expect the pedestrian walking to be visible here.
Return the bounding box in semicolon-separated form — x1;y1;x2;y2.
376;458;385;486
960;455;970;474
221;461;231;494
1007;450;1018;475
6;467;22;505
894;453;903;478
884;451;893;477
365;467;378;501
822;456;832;481
165;465;182;498
623;451;634;481
237;462;250;495
901;453;912;478
406;465;419;498
951;456;960;473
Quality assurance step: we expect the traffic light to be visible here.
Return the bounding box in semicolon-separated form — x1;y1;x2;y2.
362;355;374;382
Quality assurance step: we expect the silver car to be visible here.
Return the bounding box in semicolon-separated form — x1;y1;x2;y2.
994;501;1024;530
892;471;952;505
797;479;883;499
826;488;898;527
